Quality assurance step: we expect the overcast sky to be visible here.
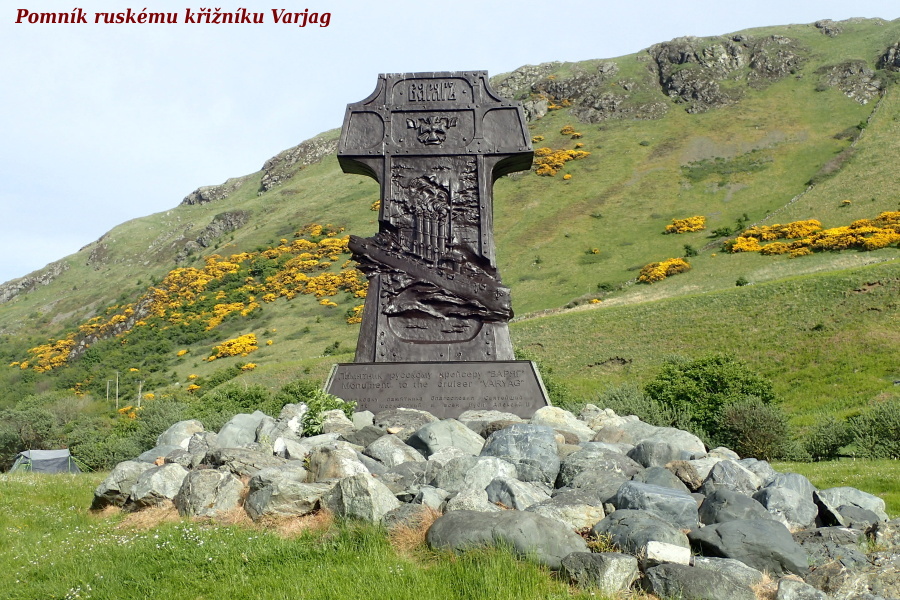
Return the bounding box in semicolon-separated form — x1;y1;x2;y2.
1;1;897;284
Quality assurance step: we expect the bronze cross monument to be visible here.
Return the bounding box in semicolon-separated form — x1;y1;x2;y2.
325;71;550;418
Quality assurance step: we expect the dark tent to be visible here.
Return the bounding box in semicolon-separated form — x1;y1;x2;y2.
10;449;81;473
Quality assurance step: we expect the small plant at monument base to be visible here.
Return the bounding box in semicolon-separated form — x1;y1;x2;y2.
300;389;356;436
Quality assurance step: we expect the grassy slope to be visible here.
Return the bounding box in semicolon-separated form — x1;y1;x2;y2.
0;19;898;414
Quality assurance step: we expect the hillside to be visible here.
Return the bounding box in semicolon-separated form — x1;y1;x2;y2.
1;17;898;429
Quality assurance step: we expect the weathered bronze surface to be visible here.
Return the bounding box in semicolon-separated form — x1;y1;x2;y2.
337;71;533;362
325;361;548;420
329;71;549;417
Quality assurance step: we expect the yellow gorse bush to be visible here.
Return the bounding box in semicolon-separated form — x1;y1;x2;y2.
665;216;706;234
534;147;591;177
638;258;692;284
210;333;259;360
728;213;900;255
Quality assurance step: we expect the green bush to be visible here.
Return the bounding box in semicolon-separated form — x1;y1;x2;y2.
595;383;694;433
849;401;900;459
301;389;356;436
718;396;791;460
644;354;776;441
804;416;853;461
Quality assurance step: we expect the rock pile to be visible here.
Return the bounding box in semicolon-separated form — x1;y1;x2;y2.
94;404;900;599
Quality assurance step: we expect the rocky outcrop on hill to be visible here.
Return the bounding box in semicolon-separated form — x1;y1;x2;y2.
879;42;900;72
0;259;70;304
815;20;844;37
181;175;252;206
258;133;339;192
95;403;899;598
491;62;562;100
648;34;805;113
817;61;883;104
174;210;251;264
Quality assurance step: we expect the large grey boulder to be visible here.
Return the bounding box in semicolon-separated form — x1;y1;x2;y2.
688;456;725;480
273;433;341;460
157;420;204;449
217;411;270;448
187;431;219;457
245;467;333;521
642;563;757;600
530;406;595;442
427;446;468;467
691;556;765;587
776;578;829;600
205;447;287;478
815;486;889;525
307;443;370;482
627;440;685;468
688;519;809;576
324;473;401;522
413;486;451;510
380;462;431;501
559;552;639;593
457;409;524;437
340;425;385;448
351;410;374;429
321;409;355;435
485;477;550;510
444;487;503;513
737;458;778;486
363;435;425;468
526;488;606;530
700;460;762;496
136;444;183;463
92;460;155;509
556;447;642;488
592;509;690;554
432;455;517;493
754;486;818;530
631;466;690;493
480;424;560;486
426;509;589;569
174;468;244;518
699;486;774;525
792;527;867;568
407;419;485;457
613;481;698;529
374;408;439;441
129;463;189;509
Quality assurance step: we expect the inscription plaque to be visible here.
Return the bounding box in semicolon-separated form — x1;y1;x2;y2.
330;71;550;417
325;361;549;420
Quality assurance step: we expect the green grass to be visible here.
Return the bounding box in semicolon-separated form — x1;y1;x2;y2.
773;459;900;517
0;473;604;600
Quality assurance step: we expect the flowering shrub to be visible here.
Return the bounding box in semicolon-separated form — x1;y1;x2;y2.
210;333;258;360
638;258;692;284
346;304;364;324
728;213;900;255
665;216;706;234
534;147;591;177
241;363;257;371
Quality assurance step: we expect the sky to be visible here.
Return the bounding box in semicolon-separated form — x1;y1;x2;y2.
1;1;898;284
